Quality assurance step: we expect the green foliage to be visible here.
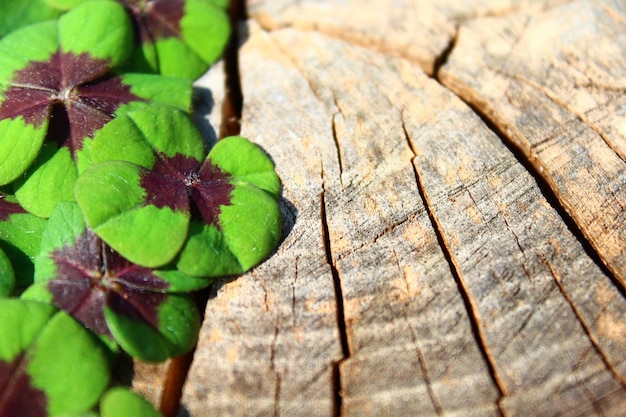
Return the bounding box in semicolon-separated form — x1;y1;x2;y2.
0;300;112;416
0;0;284;415
99;387;164;417
0;0;62;37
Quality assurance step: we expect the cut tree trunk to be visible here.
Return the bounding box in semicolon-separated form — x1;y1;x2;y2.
135;1;626;416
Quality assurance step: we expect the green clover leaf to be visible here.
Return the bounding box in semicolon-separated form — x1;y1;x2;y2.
43;0;231;79
22;202;202;362
74;104;204;267
0;1;62;38
0;192;47;290
0;299;111;416
176;136;282;277
74;105;282;275
119;0;231;79
99;387;163;417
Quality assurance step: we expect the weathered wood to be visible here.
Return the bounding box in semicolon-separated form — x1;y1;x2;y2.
246;0;571;75
439;0;626;286
403;72;626;415
132;1;626;416
247;24;502;417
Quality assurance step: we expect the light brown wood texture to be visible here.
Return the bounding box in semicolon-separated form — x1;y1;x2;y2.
135;1;626;416
246;0;570;75
439;0;626;287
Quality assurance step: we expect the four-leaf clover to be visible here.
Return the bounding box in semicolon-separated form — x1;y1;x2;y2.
75;105;281;272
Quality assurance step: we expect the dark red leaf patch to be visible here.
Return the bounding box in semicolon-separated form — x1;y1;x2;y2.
122;0;185;43
48;228;169;336
190;162;234;228
140;153;234;228
0;355;48;417
0;52;141;155
0;194;25;221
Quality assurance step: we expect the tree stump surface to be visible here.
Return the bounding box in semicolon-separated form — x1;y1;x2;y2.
135;1;626;416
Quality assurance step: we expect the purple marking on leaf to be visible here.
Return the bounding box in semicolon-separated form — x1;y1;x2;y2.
58;51;110;88
140;153;199;212
140;167;190;213
107;288;167;330
152;152;201;181
0;87;52;128
122;0;185;43
0;355;48;417
190;160;234;228
14;59;60;90
49;280;109;335
0;52;141;155
48;229;110;335
75;76;140;116
0;195;26;221
48;228;169;337
145;0;185;39
140;153;234;227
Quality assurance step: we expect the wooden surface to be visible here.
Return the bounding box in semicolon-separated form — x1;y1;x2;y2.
135;1;626;416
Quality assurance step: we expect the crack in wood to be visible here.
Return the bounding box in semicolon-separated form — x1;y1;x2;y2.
400;307;445;417
320;186;350;417
495;68;626;163
432;24;458;79
401;118;509;416
499;210;533;283
331;93;345;185
542;256;626;388
333;212;420;262
269;323;282;417
436;77;626;298
291;256;298;327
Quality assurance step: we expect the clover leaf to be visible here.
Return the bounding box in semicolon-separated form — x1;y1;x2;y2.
0;1;62;38
0;192;47;290
74;105;282;274
22;202;202;362
0;299;111;417
0;248;13;297
118;0;231;79
47;0;231;79
99;387;164;417
0;0;193;218
0;1;132;186
176;135;282;277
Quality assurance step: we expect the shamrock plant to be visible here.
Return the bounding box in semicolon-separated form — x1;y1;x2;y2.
0;1;193;218
25;0;231;80
0;0;284;415
0;299;165;417
0;192;47;290
117;0;231;79
0;299;112;416
22;202;203;362
75;104;281;271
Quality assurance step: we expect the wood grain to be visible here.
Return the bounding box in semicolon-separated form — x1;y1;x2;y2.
246;0;570;75
439;0;626;287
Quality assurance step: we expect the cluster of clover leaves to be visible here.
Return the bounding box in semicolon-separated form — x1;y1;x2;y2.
0;1;282;416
